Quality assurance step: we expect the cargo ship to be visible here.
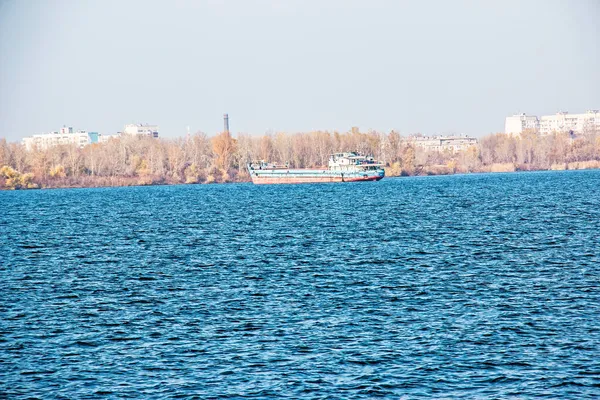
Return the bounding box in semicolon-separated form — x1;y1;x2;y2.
248;152;385;184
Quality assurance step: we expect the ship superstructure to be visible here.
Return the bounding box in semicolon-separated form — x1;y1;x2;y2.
248;152;385;184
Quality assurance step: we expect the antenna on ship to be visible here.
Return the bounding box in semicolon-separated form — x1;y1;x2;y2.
224;113;229;134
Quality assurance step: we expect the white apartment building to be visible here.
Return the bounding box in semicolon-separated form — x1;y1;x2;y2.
22;122;160;151
505;113;540;135
23;127;97;151
505;110;600;135
409;135;478;153
123;124;159;138
539;110;600;135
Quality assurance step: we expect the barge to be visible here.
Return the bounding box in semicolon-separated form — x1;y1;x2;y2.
248;152;385;184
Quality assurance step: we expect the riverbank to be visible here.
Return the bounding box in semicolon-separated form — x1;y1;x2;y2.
3;161;600;190
2;129;600;190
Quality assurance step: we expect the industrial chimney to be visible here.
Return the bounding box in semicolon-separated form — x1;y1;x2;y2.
223;113;229;134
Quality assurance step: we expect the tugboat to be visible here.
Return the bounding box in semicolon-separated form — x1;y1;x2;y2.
247;152;385;184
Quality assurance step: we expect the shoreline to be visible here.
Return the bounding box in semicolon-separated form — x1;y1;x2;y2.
3;129;599;191
2;164;599;191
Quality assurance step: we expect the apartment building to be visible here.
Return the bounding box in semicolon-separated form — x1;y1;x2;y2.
539;110;599;135
505;110;599;135
22;127;98;151
408;135;478;153
22;122;160;150
123;124;159;138
504;113;540;135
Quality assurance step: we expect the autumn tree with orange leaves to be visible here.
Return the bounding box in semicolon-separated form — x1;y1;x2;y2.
211;130;237;172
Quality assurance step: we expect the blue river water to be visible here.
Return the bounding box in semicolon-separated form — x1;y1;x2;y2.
1;170;600;398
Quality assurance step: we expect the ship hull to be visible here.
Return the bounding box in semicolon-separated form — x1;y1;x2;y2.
249;169;385;185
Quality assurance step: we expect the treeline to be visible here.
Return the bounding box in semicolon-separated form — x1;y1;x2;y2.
1;129;600;189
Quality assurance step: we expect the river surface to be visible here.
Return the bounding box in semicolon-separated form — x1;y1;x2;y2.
1;170;600;398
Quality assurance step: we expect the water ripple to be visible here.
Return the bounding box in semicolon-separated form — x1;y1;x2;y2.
1;171;600;398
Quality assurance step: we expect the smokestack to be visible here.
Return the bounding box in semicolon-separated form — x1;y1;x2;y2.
224;113;229;134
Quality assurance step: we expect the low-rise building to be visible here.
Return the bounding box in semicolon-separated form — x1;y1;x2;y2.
98;133;119;143
408;135;478;152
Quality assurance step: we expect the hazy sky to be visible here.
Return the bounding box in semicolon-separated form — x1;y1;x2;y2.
0;0;598;141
